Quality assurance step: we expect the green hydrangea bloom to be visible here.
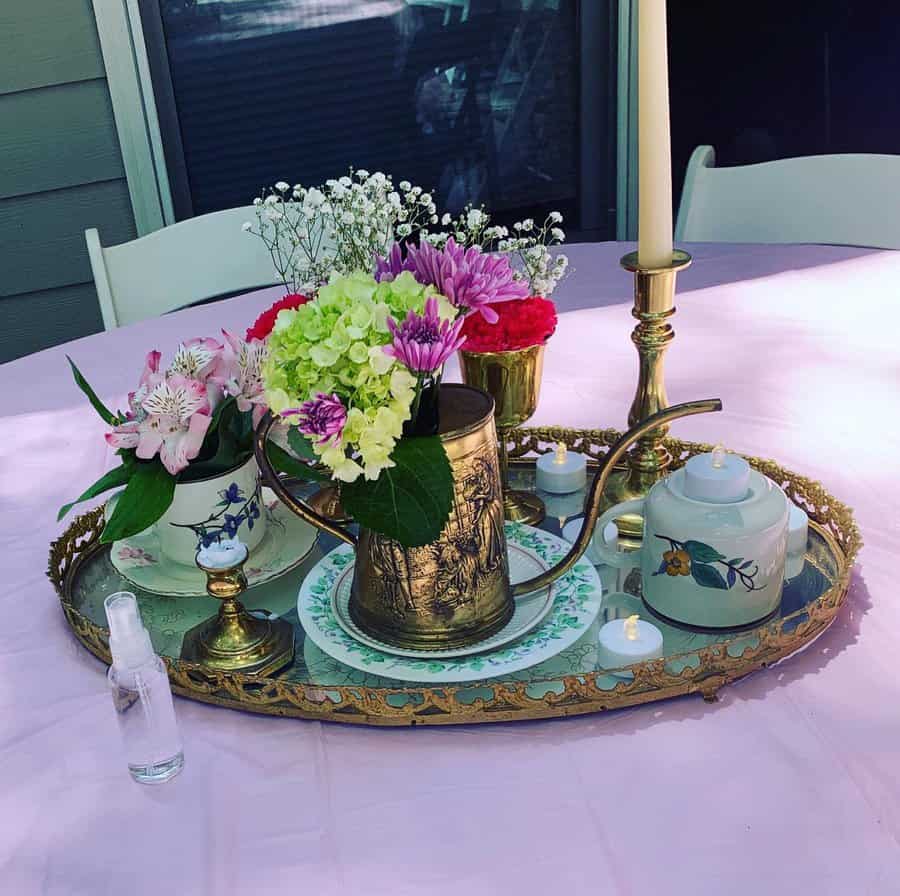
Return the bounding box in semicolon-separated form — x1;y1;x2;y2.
263;271;435;481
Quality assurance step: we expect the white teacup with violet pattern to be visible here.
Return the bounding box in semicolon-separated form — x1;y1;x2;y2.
154;455;266;566
59;331;293;565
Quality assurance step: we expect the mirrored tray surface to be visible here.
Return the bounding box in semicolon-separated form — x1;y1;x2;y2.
49;427;859;727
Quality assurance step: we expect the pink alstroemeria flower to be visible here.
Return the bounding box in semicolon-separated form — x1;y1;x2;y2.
124;350;163;420
383;297;466;374
283;393;347;447
169;336;226;407
168;337;222;379
106;375;212;475
406;238;529;323
213;330;270;426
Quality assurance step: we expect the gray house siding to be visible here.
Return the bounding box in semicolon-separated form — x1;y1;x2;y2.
0;0;135;362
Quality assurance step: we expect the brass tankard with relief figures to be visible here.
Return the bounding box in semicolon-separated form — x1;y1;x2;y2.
256;384;720;650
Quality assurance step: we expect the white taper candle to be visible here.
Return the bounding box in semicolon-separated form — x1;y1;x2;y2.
637;0;674;269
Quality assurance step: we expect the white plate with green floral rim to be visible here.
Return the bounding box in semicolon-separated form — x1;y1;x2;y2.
330;540;557;659
297;522;604;683
110;490;318;597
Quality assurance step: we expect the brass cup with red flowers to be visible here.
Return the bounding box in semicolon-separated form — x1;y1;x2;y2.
458;296;558;526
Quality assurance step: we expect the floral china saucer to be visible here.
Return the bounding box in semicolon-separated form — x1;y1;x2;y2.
110;490;318;597
298;523;603;684
330;540;557;659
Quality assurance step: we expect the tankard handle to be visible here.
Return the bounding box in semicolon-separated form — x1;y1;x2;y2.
254;411;358;548
510;398;723;597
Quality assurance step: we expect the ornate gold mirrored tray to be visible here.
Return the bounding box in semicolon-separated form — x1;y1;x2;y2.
48;427;860;727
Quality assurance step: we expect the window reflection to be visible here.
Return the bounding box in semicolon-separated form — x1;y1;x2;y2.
159;0;578;223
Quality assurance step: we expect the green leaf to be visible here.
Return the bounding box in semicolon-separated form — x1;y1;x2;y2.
265;441;328;482
727;558;744;567
207;395;236;435
340;435;453;547
183;400;249;479
58;464;132;521
100;460;176;543
740;560;754;570
287;427;317;461
691;562;728;590
683;540;725;564
67;356;118;425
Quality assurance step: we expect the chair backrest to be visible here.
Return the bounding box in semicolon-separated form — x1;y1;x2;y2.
86;206;280;329
675;145;900;249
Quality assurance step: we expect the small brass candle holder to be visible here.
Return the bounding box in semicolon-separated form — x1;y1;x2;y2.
599;249;693;547
181;542;294;676
459;343;546;526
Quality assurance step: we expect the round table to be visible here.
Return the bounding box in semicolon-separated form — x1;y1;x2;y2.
3;242;899;894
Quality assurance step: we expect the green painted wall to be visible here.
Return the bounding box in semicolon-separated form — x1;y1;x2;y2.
0;0;135;362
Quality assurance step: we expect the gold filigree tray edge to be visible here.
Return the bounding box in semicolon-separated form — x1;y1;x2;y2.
48;427;861;727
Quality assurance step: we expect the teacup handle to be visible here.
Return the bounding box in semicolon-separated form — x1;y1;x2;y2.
591;499;646;569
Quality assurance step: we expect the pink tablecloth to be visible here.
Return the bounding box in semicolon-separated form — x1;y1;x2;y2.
3;242;900;894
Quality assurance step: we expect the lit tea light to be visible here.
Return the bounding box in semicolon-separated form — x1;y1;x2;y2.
535;441;587;494
598;609;663;670
683;443;751;503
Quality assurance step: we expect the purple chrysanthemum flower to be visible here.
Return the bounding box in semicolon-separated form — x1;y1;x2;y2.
374;242;416;282
406;238;529;323
283;392;347;446
384;297;467;374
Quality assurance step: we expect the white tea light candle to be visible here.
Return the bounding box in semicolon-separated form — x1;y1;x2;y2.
598;613;663;669
536;442;587;494
683;445;751;504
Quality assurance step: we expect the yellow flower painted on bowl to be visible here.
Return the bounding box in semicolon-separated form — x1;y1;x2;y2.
663;548;691;577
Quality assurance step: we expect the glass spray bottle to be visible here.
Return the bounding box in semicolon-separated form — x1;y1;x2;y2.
105;591;184;784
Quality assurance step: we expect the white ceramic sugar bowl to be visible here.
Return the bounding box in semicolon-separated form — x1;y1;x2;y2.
593;447;789;628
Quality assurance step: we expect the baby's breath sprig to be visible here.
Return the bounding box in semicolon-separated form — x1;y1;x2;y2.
243;170;438;294
421;205;569;297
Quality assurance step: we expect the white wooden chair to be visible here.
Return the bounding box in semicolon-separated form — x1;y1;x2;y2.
675;145;900;249
86;206;280;329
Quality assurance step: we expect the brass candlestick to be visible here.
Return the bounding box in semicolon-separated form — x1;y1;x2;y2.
599;249;693;547
181;544;294;676
459;343;546;526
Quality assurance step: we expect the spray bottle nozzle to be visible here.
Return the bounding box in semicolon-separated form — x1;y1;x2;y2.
104;592;154;670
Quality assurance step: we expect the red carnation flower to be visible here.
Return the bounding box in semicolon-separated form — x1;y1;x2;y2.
246;293;310;342
460;296;557;353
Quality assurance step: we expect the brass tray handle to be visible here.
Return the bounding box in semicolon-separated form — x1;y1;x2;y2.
510;398;722;597
254;412;358;548
254;398;723;595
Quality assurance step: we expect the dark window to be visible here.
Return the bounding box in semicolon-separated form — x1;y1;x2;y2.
143;0;617;239
669;1;900;209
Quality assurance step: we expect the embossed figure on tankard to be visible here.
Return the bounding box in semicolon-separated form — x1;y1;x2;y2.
464;455;507;580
